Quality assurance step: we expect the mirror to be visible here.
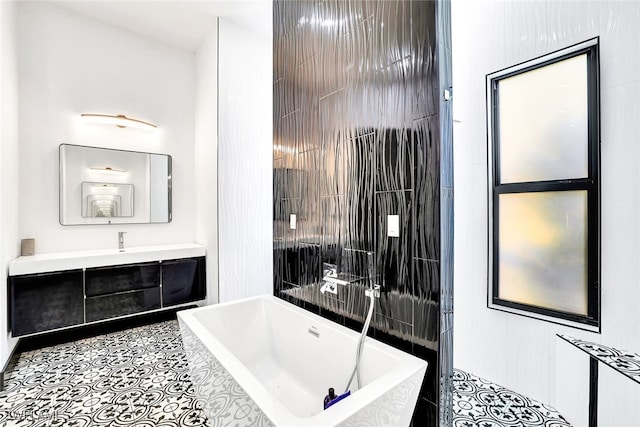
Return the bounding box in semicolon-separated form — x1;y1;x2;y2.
59;144;172;225
81;182;134;218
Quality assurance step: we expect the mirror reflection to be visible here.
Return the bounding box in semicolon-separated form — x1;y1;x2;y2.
59;144;171;225
81;182;134;218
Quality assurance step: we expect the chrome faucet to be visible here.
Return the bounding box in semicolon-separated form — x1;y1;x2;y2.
367;252;375;287
118;231;127;252
365;252;380;297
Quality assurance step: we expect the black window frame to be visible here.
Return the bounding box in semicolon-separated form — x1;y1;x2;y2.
486;38;601;332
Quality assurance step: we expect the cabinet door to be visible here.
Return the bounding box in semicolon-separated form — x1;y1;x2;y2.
85;262;160;297
86;288;161;322
10;270;84;336
161;257;206;307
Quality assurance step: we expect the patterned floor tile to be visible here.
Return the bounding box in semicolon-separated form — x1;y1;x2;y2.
452;369;572;426
0;321;211;427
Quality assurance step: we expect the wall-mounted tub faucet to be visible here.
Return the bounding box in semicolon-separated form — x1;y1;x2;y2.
118;231;127;252
365;251;380;298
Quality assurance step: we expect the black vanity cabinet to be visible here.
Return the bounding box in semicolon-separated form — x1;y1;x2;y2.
9;270;84;336
8;256;206;337
162;257;206;307
85;262;161;322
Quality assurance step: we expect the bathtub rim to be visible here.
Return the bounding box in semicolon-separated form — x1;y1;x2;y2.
177;294;427;426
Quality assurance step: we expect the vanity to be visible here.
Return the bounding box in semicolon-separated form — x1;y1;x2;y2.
8;243;206;337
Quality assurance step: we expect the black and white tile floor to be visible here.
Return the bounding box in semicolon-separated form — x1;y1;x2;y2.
452;370;571;427
0;320;571;426
0;320;209;427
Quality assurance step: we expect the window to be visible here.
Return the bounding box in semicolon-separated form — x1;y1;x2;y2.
487;38;600;331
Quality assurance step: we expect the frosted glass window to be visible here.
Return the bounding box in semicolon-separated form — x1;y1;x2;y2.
488;38;600;330
498;191;588;315
499;54;588;183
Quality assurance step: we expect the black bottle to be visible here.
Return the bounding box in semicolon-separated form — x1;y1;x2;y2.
323;388;336;410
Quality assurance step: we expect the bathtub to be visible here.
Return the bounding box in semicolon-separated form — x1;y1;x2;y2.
177;295;427;427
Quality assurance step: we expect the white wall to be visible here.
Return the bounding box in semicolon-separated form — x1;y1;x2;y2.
16;1;196;254
0;0;20;367
217;17;272;302
453;1;640;425
194;23;219;305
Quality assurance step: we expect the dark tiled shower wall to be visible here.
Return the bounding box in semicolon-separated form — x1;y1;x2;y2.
273;1;452;425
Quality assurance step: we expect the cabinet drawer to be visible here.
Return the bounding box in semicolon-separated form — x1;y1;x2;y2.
162;257;206;307
85;263;159;297
10;270;84;336
86;287;161;322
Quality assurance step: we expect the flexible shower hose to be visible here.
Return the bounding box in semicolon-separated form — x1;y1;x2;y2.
344;284;375;393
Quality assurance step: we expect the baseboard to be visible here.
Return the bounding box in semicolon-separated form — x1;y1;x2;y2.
0;338;22;392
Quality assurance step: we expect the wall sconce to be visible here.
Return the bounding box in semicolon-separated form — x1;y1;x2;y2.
89;167;127;175
80;113;157;131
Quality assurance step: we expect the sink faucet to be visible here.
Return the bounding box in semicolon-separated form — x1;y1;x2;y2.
118;231;127;252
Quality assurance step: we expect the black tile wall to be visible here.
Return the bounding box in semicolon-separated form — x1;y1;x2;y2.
412;398;439;427
320;194;346;264
411;1;438;121
273;1;452;425
375;128;413;192
374;189;413;339
414;115;440;261
414;343;440;405
413;258;440;345
345;130;375;252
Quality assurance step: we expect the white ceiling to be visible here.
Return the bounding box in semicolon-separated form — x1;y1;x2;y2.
48;0;272;51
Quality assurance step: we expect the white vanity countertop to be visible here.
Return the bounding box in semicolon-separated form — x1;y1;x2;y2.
9;243;206;276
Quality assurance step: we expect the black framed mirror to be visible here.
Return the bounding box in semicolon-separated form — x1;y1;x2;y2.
59;144;172;225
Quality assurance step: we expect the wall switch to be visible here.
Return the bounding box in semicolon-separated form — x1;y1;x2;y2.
290;214;297;230
387;215;399;237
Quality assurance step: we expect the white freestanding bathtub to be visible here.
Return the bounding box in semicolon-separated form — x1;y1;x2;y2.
177;295;427;427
